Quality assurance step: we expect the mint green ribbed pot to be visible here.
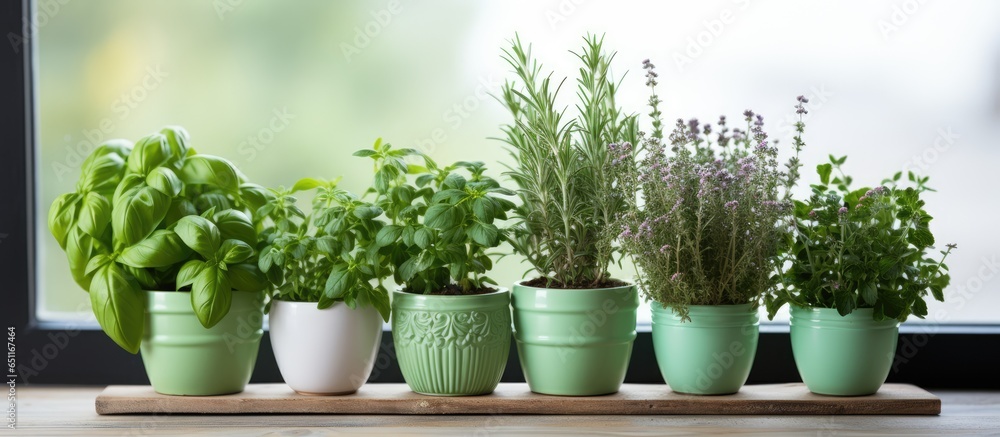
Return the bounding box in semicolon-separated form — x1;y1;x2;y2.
391;289;511;396
651;303;759;395
140;290;264;396
512;281;638;396
790;306;899;396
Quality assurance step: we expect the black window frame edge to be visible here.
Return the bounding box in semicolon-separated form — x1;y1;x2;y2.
2;0;997;389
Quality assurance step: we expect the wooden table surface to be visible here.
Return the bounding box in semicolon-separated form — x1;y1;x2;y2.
13;385;1000;436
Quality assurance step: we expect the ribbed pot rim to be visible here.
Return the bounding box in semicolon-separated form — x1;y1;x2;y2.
392;288;509;311
790;306;900;328
145;289;263;314
512;279;635;293
651;302;759;327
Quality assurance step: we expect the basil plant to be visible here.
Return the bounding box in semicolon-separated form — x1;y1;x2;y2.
48;127;270;353
256;177;392;321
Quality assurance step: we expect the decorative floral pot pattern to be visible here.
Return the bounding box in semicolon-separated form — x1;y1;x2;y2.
790;306;899;396
651;303;759;395
391;289;511;396
511;281;638;396
141;290;264;396
269;299;383;395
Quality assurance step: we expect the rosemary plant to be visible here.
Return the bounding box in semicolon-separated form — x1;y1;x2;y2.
497;34;639;289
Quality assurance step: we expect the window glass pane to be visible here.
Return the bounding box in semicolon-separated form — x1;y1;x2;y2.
37;1;1000;326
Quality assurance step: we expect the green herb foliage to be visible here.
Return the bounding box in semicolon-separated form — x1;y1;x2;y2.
609;66;805;320
766;156;955;322
496;34;639;288
47;127;269;353
256;177;391;321
355;139;514;294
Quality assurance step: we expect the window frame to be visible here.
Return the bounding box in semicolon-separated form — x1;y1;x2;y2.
2;0;997;389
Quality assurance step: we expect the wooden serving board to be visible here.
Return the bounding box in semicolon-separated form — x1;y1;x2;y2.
95;383;940;415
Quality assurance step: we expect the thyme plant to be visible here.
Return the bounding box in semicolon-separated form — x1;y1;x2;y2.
497;34;639;289
609;63;804;320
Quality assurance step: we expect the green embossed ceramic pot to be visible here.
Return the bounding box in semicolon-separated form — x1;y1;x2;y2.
391;288;511;396
511;281;638;396
141;290;265;396
790;306;900;396
651;303;759;395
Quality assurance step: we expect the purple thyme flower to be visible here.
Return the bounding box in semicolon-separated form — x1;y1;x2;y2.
838;206;848;215
725;200;739;211
670;272;683;281
808;210;817;218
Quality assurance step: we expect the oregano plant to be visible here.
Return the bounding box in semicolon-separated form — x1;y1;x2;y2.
48;127;269;353
355;139;515;295
255;177;392;320
765;155;955;322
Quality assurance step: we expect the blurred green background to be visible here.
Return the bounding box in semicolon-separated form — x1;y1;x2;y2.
37;0;1000;324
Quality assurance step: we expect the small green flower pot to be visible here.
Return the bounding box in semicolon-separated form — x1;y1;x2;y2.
511;281;638;396
651;303;758;395
141;290;265;396
790;306;899;396
391;289;511;396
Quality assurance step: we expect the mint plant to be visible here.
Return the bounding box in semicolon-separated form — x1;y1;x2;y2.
47;127;269;353
256;177;391;320
609;65;805;320
765;155;955;322
497;34;639;289
355;139;514;295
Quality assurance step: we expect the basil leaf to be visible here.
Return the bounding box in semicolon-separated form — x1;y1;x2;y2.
324;264;353;300
214;210;256;246
468;222;499;247
424;203;465;230
218;239;254;264
375;225;402;248
369;285;391;322
48;192;82;249
119;230;191;268
228;263;267;292
191;265;232;328
78;152;126;195
160;126;190;162
66;229;99;290
145;167;183;197
112;186;171;247
165;198;198;224
176;259;209;290
291;177;324;192
239;183;272;213
126;133;171;176
174;215;222;259
178;155;240;192
90;262;144;354
77;192;112;238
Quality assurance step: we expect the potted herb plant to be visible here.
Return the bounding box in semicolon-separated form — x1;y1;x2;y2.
256;177;390;395
355;139;514;396
609;71;806;394
47;127;270;396
496;35;641;396
766;155;955;396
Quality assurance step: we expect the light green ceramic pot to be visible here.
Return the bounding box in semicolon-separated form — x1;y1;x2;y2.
790;306;899;396
392;289;511;396
651;303;758;395
141;290;264;396
512;281;638;396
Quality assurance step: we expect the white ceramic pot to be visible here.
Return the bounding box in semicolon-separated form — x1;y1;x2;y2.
269;299;383;395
